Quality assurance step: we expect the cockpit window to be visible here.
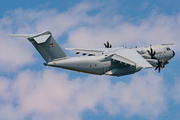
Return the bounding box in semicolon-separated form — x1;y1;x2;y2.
166;48;171;51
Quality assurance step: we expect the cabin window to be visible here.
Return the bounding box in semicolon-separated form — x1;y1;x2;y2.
166;48;171;51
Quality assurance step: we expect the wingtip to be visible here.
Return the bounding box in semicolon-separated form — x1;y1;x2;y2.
161;43;175;45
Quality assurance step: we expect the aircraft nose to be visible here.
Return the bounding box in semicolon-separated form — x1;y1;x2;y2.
172;50;175;57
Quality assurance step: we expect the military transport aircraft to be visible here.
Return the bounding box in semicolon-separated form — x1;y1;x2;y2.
7;31;175;77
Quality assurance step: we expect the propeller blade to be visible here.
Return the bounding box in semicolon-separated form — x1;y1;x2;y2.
158;67;161;73
107;41;109;48
155;66;158;70
104;43;107;48
153;51;155;56
147;50;150;54
150;48;153;55
155;59;164;73
147;45;156;59
104;41;112;48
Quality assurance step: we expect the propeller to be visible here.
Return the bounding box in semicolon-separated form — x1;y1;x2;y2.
120;43;127;48
146;45;166;73
147;45;156;59
104;41;112;48
155;59;165;73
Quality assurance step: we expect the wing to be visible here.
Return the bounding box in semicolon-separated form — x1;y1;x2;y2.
112;48;153;68
65;47;153;68
65;47;121;55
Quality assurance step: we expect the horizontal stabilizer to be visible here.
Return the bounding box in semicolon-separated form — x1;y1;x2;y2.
27;30;51;44
7;30;51;44
33;34;51;44
7;34;35;37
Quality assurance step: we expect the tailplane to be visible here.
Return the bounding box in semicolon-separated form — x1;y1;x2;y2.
8;31;68;62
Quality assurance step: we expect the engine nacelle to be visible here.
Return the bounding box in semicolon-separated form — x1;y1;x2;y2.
105;65;142;76
146;59;158;67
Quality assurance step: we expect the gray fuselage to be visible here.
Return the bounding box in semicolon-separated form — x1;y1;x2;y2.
47;45;175;76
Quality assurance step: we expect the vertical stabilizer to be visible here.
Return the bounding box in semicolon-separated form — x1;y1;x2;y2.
27;31;67;62
8;31;68;62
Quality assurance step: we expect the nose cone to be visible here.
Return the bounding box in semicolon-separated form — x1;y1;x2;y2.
173;50;175;57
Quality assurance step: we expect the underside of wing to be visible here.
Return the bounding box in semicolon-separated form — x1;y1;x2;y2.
112;48;153;68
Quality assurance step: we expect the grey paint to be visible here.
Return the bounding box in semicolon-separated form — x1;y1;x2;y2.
28;31;67;62
7;31;175;77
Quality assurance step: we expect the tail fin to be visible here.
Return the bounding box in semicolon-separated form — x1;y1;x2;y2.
8;31;67;62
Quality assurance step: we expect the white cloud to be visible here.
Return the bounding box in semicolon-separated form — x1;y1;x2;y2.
0;2;179;119
0;31;34;73
101;71;167;118
0;69;167;120
170;77;180;104
67;13;180;51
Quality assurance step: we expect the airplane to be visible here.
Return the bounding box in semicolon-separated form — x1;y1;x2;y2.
7;30;175;77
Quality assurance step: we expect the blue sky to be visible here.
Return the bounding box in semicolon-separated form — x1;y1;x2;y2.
0;0;180;120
